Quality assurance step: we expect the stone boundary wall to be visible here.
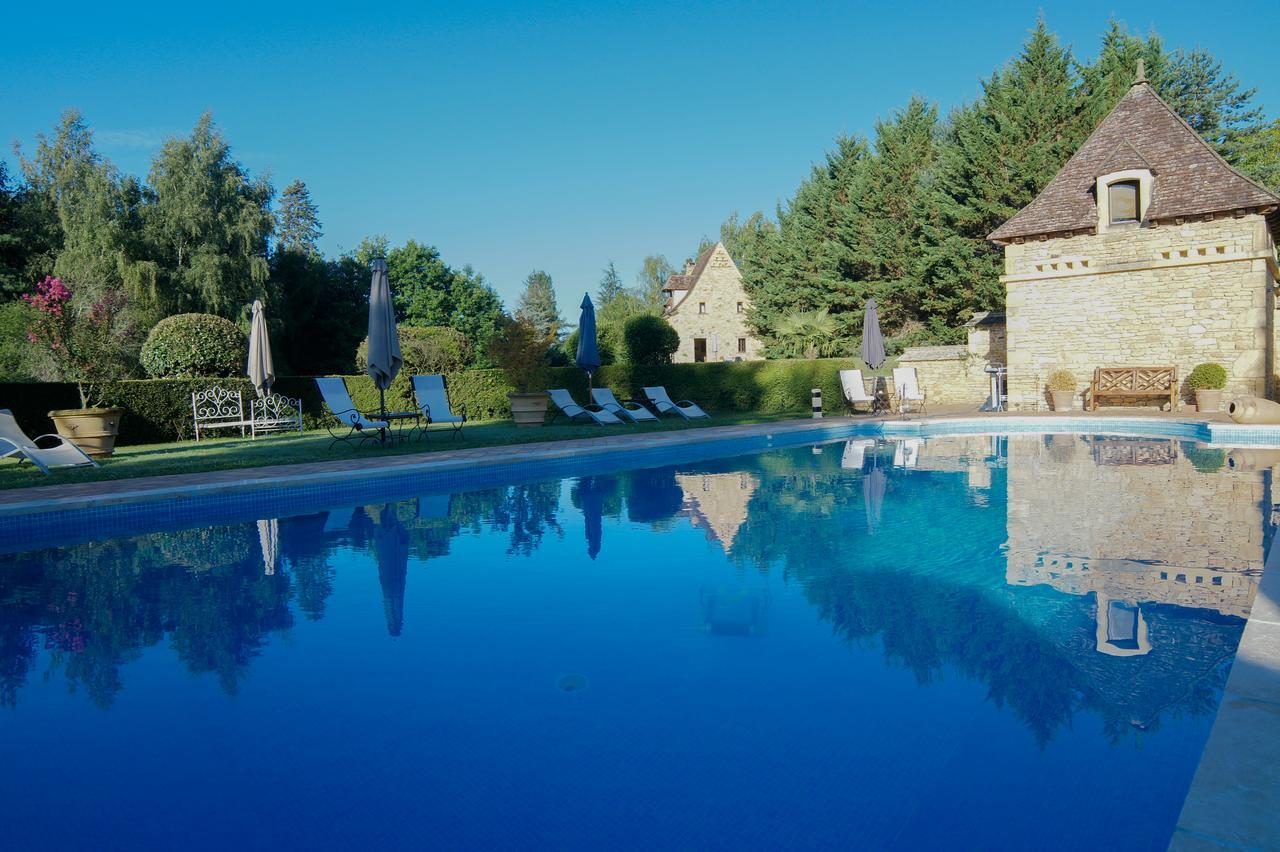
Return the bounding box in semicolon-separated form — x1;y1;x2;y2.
897;345;992;407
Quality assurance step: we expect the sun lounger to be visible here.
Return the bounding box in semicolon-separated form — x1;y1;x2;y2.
591;388;658;423
841;438;875;470
893;437;922;468
0;408;97;475
548;389;624;425
643;386;709;420
316;377;389;448
893;367;927;417
412;374;467;437
840;369;876;414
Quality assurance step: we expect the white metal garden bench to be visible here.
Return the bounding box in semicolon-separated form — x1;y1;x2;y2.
192;386;302;441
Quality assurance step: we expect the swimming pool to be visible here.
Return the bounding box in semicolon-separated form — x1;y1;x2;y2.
0;432;1265;849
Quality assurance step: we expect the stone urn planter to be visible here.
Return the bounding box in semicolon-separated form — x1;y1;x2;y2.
48;407;123;457
1195;389;1223;413
1049;390;1074;411
508;392;549;428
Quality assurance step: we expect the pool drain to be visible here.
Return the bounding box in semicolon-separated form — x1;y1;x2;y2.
557;673;589;693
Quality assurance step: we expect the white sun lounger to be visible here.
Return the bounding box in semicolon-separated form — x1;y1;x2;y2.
643;386;709;420
893;367;927;416
316;377;389;448
893;437;922;468
841;438;875;470
548;389;624;425
0;409;97;475
840;369;876;414
412;374;467;437
591;388;658;423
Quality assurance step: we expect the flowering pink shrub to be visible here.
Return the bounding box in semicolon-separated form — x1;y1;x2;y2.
23;277;136;408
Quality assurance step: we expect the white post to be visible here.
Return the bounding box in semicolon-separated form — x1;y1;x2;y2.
811;388;823;418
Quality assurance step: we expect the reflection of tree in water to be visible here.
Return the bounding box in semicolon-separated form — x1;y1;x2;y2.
482;481;564;556
0;529;294;709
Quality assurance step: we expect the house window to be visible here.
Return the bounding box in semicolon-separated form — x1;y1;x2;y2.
736;302;744;313
698;302;707;314
1108;180;1140;224
737;337;747;353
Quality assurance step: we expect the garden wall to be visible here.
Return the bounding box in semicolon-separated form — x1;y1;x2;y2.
0;358;868;446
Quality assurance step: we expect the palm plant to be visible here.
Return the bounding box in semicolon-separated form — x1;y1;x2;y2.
775;308;840;359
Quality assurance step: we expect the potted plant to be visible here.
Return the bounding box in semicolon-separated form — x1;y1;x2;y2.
488;314;554;427
1188;363;1227;413
1046;369;1077;411
24;277;136;457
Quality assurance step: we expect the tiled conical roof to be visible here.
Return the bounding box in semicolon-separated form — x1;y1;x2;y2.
989;80;1280;243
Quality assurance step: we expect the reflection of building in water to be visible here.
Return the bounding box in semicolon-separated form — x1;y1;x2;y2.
1005;435;1265;654
676;473;757;551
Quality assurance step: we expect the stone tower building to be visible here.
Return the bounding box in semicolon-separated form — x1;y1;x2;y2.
988;65;1280;409
662;242;763;363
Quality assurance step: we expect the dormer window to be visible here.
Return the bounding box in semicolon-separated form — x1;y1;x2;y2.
1095;167;1153;233
1108;180;1140;224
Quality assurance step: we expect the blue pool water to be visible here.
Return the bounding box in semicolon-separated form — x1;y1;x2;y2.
0;433;1264;849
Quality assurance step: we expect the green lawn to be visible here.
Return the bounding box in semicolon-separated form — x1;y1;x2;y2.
0;411;802;491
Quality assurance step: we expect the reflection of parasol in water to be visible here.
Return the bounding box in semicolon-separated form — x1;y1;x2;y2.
373;506;410;637
577;476;607;560
863;448;886;533
257;518;279;575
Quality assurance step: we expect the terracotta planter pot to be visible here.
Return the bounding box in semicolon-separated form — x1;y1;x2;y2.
1049;390;1074;411
508;392;549;428
48;407;123;457
1194;389;1223;413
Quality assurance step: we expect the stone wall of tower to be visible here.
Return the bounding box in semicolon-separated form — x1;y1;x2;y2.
1001;215;1277;410
666;244;765;363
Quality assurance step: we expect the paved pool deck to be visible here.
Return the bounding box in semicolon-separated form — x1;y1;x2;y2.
2;407;1277;847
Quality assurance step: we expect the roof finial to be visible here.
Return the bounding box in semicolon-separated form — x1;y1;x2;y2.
1133;58;1147;86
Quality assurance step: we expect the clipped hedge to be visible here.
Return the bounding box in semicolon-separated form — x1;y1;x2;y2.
0;357;868;446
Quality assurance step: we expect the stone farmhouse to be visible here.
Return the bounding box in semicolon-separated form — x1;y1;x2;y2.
905;65;1280;410
662;242;764;363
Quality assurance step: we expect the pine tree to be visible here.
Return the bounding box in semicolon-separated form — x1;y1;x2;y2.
845;96;940;329
1079;21;1172;127
516;270;561;339
921;20;1084;324
275;179;322;256
597;261;624;307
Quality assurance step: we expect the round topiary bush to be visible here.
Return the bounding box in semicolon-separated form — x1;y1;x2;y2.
141;313;246;378
355;326;474;375
1188;362;1227;391
623;314;679;366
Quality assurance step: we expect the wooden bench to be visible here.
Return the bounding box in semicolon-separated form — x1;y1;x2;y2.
1088;366;1178;411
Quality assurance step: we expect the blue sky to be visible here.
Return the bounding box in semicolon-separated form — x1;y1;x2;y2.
3;1;1277;308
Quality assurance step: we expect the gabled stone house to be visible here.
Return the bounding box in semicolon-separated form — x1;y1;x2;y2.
983;64;1280;409
662;242;763;363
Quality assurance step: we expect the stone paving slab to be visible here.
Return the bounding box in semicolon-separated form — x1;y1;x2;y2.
1173;533;1280;850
